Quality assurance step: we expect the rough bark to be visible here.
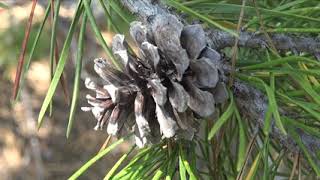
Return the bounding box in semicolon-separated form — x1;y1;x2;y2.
207;29;320;59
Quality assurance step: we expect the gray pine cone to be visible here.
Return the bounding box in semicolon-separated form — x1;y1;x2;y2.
82;15;228;147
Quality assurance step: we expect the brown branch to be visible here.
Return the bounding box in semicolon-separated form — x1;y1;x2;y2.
119;0;320;165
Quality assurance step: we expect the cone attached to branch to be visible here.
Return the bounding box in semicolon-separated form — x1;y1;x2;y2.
82;15;228;147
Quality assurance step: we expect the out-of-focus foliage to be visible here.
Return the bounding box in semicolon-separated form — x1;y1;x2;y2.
0;22;50;76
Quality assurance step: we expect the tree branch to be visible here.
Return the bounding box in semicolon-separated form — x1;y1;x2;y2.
207;29;320;59
119;0;320;165
121;0;320;59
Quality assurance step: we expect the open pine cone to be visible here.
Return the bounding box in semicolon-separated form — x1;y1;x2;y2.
82;14;228;147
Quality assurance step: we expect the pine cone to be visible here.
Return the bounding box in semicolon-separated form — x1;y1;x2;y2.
82;14;228;147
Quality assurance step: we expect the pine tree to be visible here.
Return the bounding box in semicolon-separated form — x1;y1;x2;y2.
12;0;320;179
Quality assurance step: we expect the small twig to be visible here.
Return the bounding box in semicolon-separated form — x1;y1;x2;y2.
99;135;112;152
54;42;70;105
13;0;38;99
50;0;70;105
229;0;246;87
213;118;227;175
298;154;302;180
252;0;279;57
289;152;300;180
167;138;172;156
236;130;258;180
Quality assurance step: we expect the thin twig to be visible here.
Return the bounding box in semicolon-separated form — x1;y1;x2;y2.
229;0;246;87
252;0;280;57
99;135;112;152
50;0;70;105
298;154;301;180
289;152;300;180
13;0;38;99
236;130;258;180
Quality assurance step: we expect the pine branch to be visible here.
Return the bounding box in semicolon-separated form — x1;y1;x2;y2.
234;80;320;167
119;0;320;165
207;29;320;60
